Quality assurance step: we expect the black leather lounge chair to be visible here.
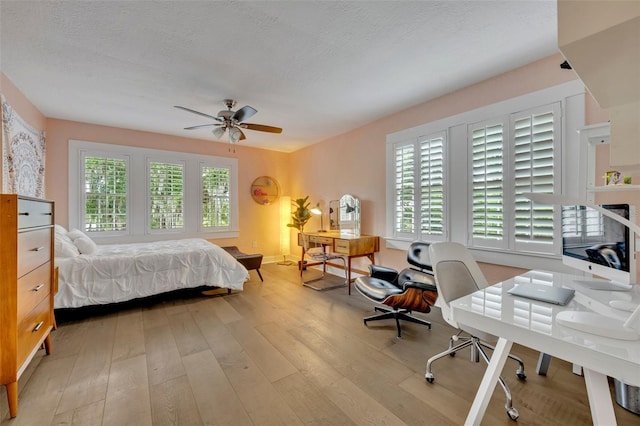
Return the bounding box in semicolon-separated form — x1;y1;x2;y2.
354;242;437;338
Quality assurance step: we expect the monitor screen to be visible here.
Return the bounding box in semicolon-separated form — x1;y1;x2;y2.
561;204;631;284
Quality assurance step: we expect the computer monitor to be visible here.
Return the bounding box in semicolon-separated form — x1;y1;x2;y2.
561;204;634;284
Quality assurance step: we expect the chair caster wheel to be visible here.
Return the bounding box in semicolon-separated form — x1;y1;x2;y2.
449;352;456;357
516;372;527;380
506;407;519;421
425;373;434;383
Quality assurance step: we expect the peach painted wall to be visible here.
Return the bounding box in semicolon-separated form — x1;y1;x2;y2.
290;53;582;272
44;118;290;257
3;54;606;275
0;73;47;192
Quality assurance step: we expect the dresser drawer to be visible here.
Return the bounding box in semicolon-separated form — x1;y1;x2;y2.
18;228;51;278
17;199;53;229
334;239;350;254
17;263;51;320
17;298;51;368
310;235;334;245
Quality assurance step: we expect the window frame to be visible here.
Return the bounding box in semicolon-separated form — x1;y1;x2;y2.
78;150;131;237
387;130;448;244
147;158;186;234
385;80;585;269
69;140;239;244
199;162;233;232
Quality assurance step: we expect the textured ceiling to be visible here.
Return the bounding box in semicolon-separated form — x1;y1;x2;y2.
0;1;559;152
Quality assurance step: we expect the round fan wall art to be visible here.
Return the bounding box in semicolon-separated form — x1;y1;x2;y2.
251;176;280;205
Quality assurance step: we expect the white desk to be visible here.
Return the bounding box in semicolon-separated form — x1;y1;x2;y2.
450;270;640;425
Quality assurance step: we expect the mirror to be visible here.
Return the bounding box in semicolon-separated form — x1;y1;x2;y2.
329;199;340;231
339;194;360;236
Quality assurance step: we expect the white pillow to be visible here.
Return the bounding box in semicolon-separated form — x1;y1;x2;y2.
74;236;97;255
54;224;68;235
55;234;80;257
67;228;86;241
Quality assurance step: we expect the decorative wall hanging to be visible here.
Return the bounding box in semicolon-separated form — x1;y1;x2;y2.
1;94;46;197
250;176;280;205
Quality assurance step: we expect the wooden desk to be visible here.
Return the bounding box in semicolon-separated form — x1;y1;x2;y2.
298;232;379;294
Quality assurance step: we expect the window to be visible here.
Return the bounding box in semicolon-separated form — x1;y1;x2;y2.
471;121;505;245
389;132;447;241
419;134;445;237
470;103;560;253
385;80;584;266
149;161;184;231
82;154;128;233
201;165;230;229
393;142;416;236
512;104;560;251
69;140;239;242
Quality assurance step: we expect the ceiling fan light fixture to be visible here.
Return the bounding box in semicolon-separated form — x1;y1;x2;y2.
228;127;242;143
212;126;225;139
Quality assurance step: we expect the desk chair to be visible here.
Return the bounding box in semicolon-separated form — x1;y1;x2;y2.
300;233;347;290
354;242;437;338
425;242;526;421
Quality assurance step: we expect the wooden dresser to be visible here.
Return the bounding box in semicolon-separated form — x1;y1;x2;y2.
0;194;55;418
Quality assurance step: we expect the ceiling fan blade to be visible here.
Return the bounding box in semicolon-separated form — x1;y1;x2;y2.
184;124;218;130
242;123;283;134
232;105;257;122
174;105;223;122
239;128;246;140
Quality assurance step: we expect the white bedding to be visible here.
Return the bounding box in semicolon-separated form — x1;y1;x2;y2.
55;238;249;309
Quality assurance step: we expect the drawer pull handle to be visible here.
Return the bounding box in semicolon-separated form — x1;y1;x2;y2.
32;284;45;292
19;212;29;216
33;321;44;332
42;212;53;216
32;247;46;252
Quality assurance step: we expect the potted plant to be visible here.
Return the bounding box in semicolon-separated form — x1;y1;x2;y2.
287;196;312;233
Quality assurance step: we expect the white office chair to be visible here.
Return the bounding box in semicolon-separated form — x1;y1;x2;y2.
300;233;347;290
425;242;526;421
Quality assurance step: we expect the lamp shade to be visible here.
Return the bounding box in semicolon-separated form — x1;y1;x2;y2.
229;127;242;143
280;196;291;257
212;126;225;139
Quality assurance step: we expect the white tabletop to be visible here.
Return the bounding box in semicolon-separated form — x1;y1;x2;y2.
449;270;640;387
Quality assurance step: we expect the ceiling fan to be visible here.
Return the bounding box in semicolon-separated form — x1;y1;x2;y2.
174;99;283;143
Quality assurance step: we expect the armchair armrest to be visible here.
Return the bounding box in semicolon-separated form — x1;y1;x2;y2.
369;265;399;283
403;280;438;307
403;280;437;293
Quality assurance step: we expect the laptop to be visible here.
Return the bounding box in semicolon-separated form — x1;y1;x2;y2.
508;283;575;306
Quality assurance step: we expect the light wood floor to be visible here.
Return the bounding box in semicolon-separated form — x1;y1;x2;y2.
1;263;638;425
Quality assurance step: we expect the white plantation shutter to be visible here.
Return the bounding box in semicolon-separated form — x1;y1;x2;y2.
201;165;231;229
419;134;445;236
471;121;505;246
512;103;560;251
391;133;447;240
82;154;129;233
149;161;184;230
393;142;416;237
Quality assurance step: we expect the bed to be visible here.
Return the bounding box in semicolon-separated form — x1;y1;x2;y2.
54;227;249;309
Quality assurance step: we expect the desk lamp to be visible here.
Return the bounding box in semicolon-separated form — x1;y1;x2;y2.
310;203;326;232
523;192;640;340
